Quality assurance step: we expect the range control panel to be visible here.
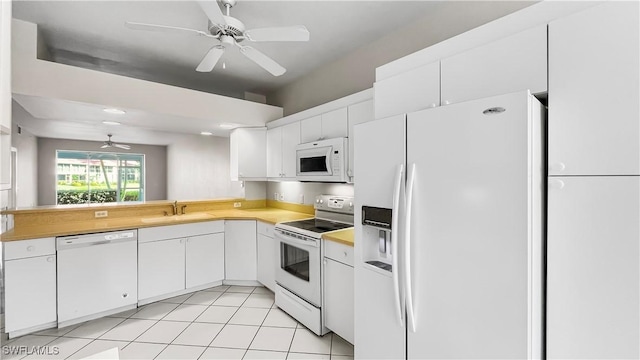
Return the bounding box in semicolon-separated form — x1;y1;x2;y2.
314;195;355;215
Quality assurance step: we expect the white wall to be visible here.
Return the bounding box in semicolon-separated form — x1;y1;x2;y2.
167;135;244;200
11;122;37;207
267;181;353;205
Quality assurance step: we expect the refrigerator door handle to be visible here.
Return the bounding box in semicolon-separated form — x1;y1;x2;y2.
405;163;417;332
391;163;405;327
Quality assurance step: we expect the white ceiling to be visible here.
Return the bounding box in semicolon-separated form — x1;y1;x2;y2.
10;0;530;145
12;0;442;98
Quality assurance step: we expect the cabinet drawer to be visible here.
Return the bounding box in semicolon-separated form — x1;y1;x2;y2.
257;221;275;237
324;240;354;266
139;220;224;243
4;237;56;260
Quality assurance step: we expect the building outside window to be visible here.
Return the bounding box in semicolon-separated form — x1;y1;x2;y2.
56;150;145;204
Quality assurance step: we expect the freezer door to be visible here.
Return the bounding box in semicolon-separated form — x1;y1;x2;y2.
406;91;543;359
547;176;639;359
354;115;406;359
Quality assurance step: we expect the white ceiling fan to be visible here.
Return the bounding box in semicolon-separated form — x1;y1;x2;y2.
125;0;310;76
101;134;131;150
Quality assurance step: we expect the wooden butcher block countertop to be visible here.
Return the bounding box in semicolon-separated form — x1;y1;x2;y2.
1;207;313;242
322;228;354;247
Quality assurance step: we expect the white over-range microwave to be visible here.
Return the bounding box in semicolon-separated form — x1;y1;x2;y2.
295;137;348;182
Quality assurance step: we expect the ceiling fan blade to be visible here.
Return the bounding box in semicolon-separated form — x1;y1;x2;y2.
125;21;215;38
197;1;227;26
100;144;111;149
196;46;225;72
245;26;310;42
239;46;286;76
114;143;131;150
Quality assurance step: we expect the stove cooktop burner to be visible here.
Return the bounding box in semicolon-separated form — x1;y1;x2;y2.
279;218;352;234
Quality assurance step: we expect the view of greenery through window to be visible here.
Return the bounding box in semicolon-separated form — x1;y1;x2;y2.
56;150;145;204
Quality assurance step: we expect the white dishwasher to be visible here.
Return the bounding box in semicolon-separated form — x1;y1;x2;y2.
57;229;138;327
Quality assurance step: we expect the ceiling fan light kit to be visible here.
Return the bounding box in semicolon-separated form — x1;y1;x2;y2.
125;0;310;76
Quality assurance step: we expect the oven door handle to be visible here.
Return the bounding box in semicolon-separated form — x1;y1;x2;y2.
275;230;319;248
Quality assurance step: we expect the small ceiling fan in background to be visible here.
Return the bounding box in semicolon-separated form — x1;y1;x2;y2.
101;134;131;150
125;0;310;76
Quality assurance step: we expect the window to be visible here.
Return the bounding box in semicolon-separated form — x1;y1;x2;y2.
56;150;145;204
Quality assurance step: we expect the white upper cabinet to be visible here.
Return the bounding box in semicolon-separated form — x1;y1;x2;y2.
547;176;639;359
300;108;348;143
230;127;267;180
440;25;547;106
548;1;639;176
266;127;283;178
321;108;348;139
267;122;300;180
347;100;374;182
374;60;440;119
281;122;300;178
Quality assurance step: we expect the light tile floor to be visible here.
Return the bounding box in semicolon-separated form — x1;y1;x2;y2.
1;286;354;360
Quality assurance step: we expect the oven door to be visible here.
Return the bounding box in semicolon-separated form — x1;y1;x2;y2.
275;229;321;307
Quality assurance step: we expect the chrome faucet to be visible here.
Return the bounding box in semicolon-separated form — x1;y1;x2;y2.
172;201;178;216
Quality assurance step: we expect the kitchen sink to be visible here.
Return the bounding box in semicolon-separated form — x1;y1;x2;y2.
141;213;213;224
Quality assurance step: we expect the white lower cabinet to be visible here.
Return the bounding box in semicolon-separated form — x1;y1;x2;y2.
138;221;225;302
186;233;225;288
4;241;57;337
138;238;186;300
224;220;257;282
257;221;276;291
548;176;639;359
323;240;354;344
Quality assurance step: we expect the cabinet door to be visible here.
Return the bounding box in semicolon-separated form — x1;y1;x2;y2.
266;127;282;178
300;115;321;143
347;99;373;181
374;60;440;119
324;258;354;344
231;128;267;180
138;238;185;300
224;220;257;281
5;255;57;333
548;2;639;175
321;108;348;139
547;176;639;359
186;233;225;289
257;233;276;292
441;25;547;105
281;122;300;179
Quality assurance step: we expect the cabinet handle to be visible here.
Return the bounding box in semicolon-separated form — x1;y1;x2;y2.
343;251;348;257
548;179;565;190
443;100;451;105
550;162;566;172
430;103;437;108
323;259;327;265
27;246;35;252
122;293;129;298
47;256;55;263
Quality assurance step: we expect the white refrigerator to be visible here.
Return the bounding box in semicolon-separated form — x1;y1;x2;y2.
354;90;544;359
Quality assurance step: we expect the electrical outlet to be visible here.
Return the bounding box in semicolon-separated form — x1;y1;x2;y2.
279;193;285;201
274;192;279;200
234;202;242;208
94;211;108;218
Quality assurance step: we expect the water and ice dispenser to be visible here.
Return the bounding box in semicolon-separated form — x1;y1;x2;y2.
361;206;394;272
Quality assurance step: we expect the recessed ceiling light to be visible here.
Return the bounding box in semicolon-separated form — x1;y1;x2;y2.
103;108;126;115
219;123;234;129
200;131;213;136
102;121;121;126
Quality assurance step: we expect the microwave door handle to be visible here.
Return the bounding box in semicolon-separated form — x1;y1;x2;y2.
325;147;332;174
